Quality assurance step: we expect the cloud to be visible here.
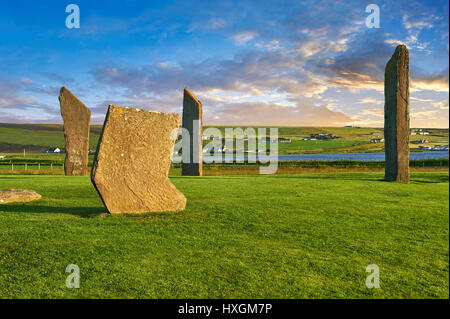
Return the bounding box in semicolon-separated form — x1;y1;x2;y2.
0;74;63;123
411;68;449;92
432;101;449;109
230;31;259;45
208;18;227;30
88;15;448;126
356;97;383;105
402;13;436;30
1;0;448;128
91;47;330;100
360;109;384;117
204;101;353;126
310;32;393;92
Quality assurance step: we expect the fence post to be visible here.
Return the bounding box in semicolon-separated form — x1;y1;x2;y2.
25;163;27;170
51;163;53;169
38;163;40;170
11;163;13;171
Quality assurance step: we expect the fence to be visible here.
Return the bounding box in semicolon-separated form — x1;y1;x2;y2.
0;163;64;171
1;158;447;172
170;158;448;169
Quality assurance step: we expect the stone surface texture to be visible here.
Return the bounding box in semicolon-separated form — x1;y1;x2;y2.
182;88;203;176
91;105;186;214
384;45;410;183
0;189;42;204
59;87;91;176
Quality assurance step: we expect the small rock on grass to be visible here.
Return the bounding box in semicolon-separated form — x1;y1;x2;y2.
0;189;42;204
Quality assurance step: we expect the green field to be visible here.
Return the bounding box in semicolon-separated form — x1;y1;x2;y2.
0;124;102;153
1;123;448;155
0;172;448;298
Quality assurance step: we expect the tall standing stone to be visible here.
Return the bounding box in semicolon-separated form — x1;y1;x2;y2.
59;87;91;176
384;45;410;183
182;88;203;176
91;105;186;214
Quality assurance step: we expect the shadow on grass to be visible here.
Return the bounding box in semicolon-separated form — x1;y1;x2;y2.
265;172;449;183
170;176;250;180
0;204;213;220
410;177;449;184
107;209;213;221
273;174;385;182
0;204;107;218
0;176;46;180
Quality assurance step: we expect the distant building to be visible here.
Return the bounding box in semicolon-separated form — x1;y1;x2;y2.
413;128;430;135
309;133;339;140
43;147;61;153
0;155;6;160
277;138;292;143
261;137;276;143
370;138;384;143
433;145;449;151
411;139;428;144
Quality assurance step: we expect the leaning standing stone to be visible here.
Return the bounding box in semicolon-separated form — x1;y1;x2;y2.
91;105;186;214
182;88;203;176
384;45;410;183
0;189;41;204
59;87;91;176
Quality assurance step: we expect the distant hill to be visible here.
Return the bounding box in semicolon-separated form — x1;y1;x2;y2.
0;123;448;154
0;123;103;153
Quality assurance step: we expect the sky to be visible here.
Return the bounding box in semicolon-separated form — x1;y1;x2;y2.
0;0;448;127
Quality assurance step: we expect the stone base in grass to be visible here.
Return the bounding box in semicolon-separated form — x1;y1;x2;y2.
0;189;42;204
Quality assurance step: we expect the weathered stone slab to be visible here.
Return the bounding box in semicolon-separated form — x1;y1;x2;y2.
91;105;186;214
384;45;410;183
0;189;41;204
59;87;91;176
182;88;203;176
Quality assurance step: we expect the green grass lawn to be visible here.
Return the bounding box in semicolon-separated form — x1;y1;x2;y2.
0;172;448;298
278;139;363;152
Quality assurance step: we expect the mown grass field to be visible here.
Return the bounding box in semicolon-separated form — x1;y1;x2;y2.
0;172;448;298
1;123;448;155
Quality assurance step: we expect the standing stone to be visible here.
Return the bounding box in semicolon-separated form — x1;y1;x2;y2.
182;88;203;176
384;45;410;183
91;105;186;214
59;87;91;176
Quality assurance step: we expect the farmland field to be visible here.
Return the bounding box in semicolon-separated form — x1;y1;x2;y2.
0;172;448;298
1;124;448;155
